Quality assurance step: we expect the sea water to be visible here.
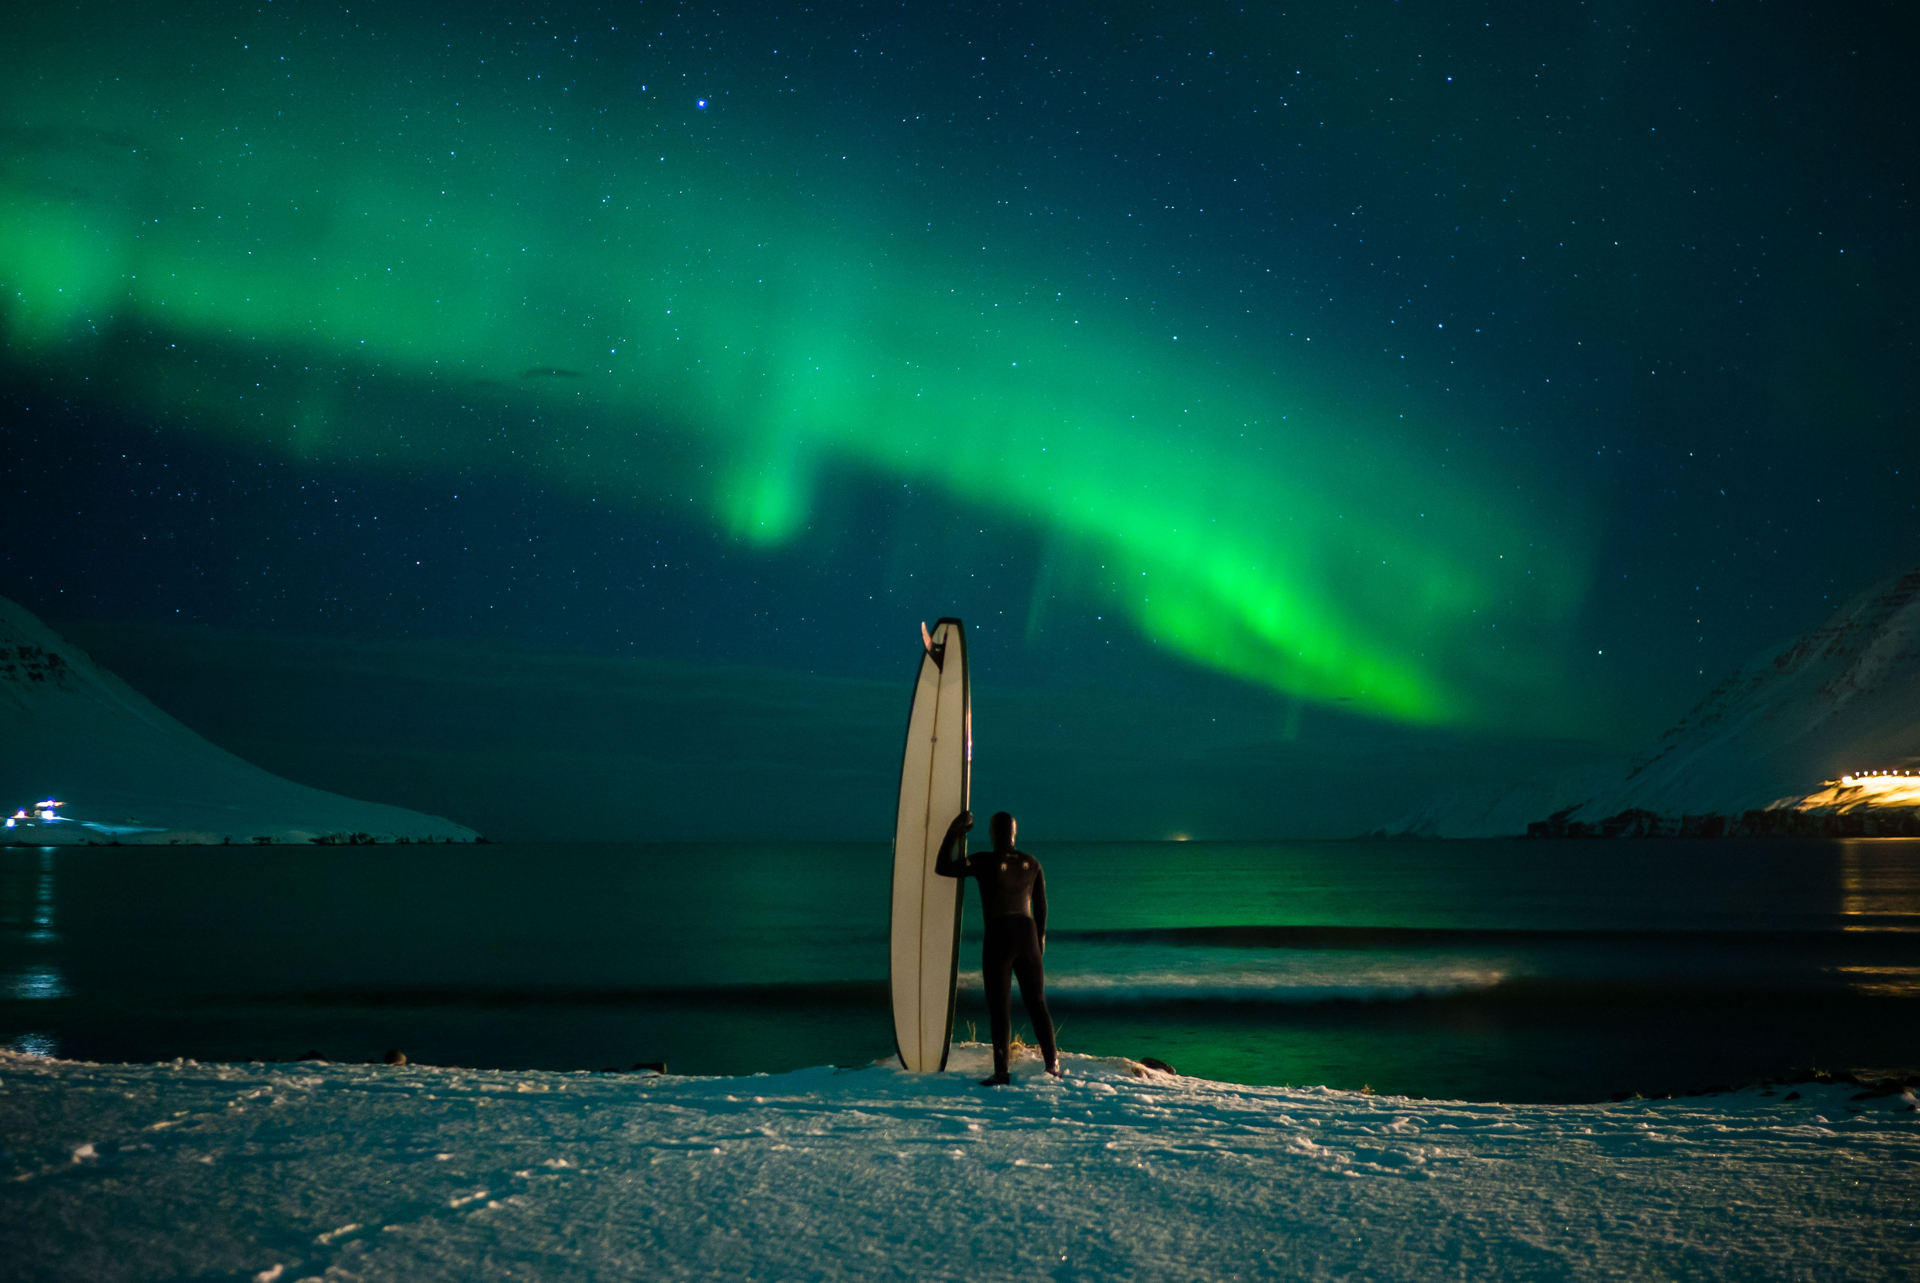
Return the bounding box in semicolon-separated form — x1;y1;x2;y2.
3;839;1917;1102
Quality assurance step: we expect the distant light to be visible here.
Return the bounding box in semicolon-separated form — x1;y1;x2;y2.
696;98;708;110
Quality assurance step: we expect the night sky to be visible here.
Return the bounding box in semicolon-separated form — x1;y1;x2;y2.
3;1;1915;839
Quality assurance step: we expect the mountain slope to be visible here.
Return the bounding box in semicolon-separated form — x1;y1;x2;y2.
0;596;476;844
1401;568;1920;837
1571;568;1920;818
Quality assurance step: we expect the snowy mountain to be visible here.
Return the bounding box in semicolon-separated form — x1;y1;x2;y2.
1401;567;1920;837
0;596;476;845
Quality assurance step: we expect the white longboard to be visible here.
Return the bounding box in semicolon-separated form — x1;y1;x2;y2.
890;617;970;1072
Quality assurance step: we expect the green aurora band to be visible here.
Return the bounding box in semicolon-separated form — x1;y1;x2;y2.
1;6;1589;727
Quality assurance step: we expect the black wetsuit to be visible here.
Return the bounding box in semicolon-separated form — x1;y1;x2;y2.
934;833;1057;1079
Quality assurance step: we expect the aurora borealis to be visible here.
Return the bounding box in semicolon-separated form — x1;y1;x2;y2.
5;1;1917;837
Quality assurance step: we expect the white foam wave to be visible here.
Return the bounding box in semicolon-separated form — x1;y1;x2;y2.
957;966;1506;1003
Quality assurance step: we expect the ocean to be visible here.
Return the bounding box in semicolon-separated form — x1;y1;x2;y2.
3;838;1917;1102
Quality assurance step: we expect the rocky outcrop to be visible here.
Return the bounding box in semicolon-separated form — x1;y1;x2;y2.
1524;804;1920;840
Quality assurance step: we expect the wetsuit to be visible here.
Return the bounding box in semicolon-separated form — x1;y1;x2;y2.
934;828;1057;1080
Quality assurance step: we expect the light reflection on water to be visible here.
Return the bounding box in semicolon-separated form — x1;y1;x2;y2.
1839;839;1920;934
9;965;68;1000
32;846;57;942
1;847;60;944
2;848;67;1014
5;1031;58;1057
1834;966;1920;998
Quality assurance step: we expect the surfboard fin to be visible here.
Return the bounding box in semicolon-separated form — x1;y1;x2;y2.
921;620;945;668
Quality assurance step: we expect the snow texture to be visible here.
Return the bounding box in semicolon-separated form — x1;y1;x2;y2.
3;1044;1916;1280
1402;567;1920;836
0;596;475;845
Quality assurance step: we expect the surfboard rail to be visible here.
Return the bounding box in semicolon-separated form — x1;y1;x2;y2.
889;617;970;1072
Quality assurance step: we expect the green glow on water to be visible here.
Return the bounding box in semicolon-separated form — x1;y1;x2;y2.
0;8;1589;725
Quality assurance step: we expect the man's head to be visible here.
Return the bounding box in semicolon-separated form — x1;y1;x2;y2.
989;811;1016;851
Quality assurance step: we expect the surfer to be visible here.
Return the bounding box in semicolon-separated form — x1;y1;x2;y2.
935;809;1060;1085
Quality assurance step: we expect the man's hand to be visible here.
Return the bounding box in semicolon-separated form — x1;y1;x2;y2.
933;810;973;879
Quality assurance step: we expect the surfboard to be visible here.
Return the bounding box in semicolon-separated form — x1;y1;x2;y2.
890;617;970;1072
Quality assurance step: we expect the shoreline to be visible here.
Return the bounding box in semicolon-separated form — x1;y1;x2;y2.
6;1041;1918;1110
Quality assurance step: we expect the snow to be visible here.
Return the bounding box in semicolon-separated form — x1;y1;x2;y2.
0;596;476;845
4;1046;1916;1280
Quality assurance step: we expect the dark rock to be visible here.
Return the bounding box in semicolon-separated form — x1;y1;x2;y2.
1678;813;1727;839
383;1049;407;1066
630;1061;666;1074
1526;809;1595;839
295;1049;327;1061
1729;808;1920;839
1521;804;1920;841
1850;1080;1907;1099
1784;1091;1802;1101
1599;808;1672;839
1139;1057;1178;1074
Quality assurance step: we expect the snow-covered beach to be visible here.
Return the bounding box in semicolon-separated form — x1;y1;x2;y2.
4;1045;1916;1281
